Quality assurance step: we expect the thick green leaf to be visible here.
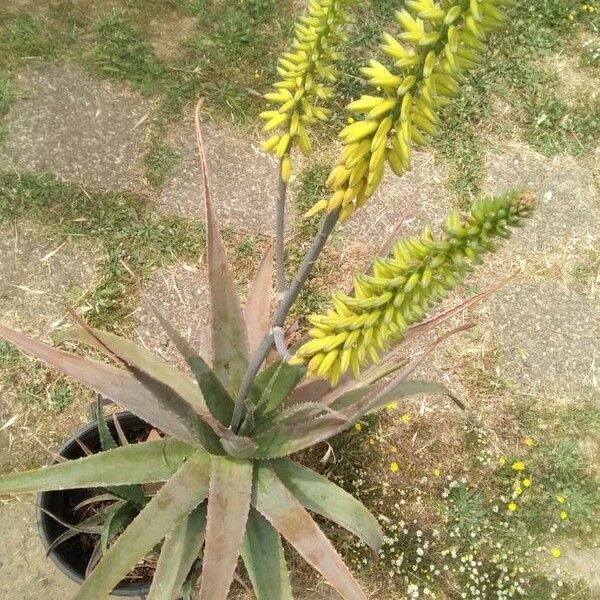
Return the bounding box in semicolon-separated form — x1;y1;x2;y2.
253;464;366;600
96;399;117;451
0;439;193;494
148;504;207;600
244;244;274;356
252;414;348;459
241;507;292;600
273;459;383;553
58;326;210;420
0;324;200;444
95;401;148;508
284;378;331;407
100;502;138;554
58;325;225;452
195;102;249;392
328;386;377;411
144;302;235;426
76;451;211;600
365;379;461;414
257;378;460;458
251;361;306;415
199;456;253;600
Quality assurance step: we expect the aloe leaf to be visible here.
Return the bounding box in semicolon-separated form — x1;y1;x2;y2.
58;326;210;419
273;459;383;553
241;507;292;600
244;244;274;356
148;504;207;600
96;399;117;451
251;361;306;415
198;456;253;600
0;324;201;445
195;102;249;392
253;414;347;459
101;502;138;554
95;401;148;508
283;378;331;407
327;385;378;411
253;464;366;600
389;323;474;387
75;451;211;600
253;401;332;436
256;379;456;457
58;325;224;452
144;301;235;426
0;439;194;494
365;379;461;414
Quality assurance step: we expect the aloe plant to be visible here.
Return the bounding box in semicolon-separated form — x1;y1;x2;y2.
0;1;535;598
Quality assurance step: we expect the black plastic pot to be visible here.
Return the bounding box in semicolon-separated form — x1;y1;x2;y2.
37;412;153;597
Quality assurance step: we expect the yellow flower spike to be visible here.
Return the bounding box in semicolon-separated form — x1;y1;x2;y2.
390;462;399;473
294;192;537;381
301;0;511;221
261;0;356;163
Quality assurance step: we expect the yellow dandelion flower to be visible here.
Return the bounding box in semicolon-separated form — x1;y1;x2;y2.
508;502;517;512
514;487;523;496
387;402;398;410
556;495;565;504
368;438;375;446
523;478;531;488
401;414;411;425
354;422;362;432
512;461;526;472
524;437;534;447
390;462;399;473
551;548;561;558
560;511;568;521
433;468;441;477
498;456;506;466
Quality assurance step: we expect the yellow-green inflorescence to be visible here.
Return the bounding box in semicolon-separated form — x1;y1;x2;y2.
306;0;515;222
260;0;357;182
293;191;536;384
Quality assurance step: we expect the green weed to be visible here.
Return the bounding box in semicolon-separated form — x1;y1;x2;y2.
144;143;181;188
91;11;167;95
0;170;206;331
